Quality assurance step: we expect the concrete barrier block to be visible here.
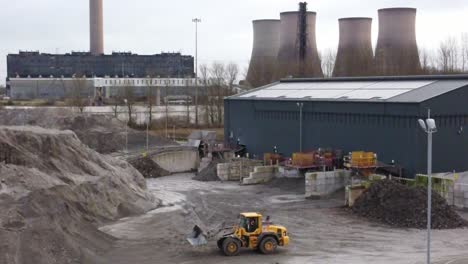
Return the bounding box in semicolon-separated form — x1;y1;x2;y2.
461;185;468;192
464;192;468;199
317;174;326;180
253;166;274;173
305;173;317;181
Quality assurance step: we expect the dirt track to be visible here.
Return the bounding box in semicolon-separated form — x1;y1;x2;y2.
99;174;468;264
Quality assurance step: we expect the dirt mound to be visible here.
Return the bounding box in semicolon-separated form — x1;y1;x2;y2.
352;180;467;229
193;159;221;182
0;126;158;263
129;156;170;178
0;108;177;153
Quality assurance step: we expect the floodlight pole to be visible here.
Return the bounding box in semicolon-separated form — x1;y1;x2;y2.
192;18;201;127
426;108;432;264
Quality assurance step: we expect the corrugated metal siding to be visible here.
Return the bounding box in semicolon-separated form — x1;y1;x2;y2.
225;89;468;176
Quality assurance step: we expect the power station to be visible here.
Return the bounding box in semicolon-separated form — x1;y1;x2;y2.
246;3;423;85
246;20;281;88
276;3;323;78
333;18;374;77
374;8;421;75
6;0;195;98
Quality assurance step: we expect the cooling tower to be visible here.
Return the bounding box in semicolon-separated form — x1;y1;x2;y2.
375;8;421;75
246;19;281;88
276;10;323;78
333;18;374;77
90;0;104;55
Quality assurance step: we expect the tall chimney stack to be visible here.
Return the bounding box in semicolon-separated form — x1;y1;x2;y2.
333;18;374;77
90;0;104;55
374;8;421;75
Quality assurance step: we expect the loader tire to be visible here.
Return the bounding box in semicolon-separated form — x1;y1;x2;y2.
259;236;277;255
222;237;240;256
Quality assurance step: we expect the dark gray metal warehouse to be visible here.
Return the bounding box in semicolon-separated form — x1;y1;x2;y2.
224;75;468;177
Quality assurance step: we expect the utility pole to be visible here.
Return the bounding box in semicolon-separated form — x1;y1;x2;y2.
192;18;201;127
297;102;304;152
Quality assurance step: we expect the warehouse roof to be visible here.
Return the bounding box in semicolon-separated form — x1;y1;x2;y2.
229;75;468;103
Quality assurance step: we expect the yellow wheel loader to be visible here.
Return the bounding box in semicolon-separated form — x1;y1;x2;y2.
187;212;290;256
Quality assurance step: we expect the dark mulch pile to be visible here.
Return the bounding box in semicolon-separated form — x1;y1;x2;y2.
352;180;467;229
130;157;170;178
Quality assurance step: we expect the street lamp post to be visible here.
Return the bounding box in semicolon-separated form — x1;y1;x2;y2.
418;109;437;264
192;18;201;127
146;111;149;152
124;99;128;155
296;102;304;152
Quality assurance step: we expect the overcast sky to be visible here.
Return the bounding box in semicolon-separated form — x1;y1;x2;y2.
1;0;468;85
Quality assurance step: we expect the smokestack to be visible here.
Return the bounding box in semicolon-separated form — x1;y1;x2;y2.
277;3;323;78
90;0;104;55
375;8;421;75
246;19;281;88
333;18;374;77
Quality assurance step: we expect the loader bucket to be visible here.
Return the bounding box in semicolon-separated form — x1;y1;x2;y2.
186;225;208;246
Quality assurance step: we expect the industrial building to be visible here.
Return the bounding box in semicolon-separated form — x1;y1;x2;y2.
7;51;194;79
8;77;205;101
224;75;468;176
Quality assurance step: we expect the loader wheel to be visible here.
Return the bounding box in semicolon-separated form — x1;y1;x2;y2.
222;238;240;256
259;237;277;255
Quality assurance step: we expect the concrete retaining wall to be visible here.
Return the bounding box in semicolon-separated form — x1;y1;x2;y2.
152;149;199;173
217;159;263;181
454;183;468;210
305;170;352;199
242;166;279;185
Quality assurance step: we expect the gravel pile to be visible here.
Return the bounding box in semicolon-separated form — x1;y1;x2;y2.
0;108;177;153
0;126;157;263
193;159;222;182
352;180;467;229
130;156;170;178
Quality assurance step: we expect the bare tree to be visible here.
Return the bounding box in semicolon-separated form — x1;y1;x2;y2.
419;48;438;74
119;80;136;125
226;62;239;93
210;62;226;126
438;36;460;74
199;64;212;124
69;75;88;113
185;79;191;126
320;49;336;78
461;33;468;72
145;78;156;128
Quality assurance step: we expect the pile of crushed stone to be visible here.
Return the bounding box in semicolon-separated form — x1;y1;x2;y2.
129;156;170;178
193;159;222;182
0;126;158;264
352;180;467;229
0;108;177;153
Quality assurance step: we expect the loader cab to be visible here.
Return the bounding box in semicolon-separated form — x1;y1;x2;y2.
238;213;262;235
